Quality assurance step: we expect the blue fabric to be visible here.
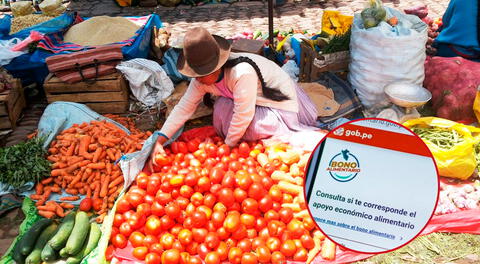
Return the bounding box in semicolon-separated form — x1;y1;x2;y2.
161;48;191;84
0;13;163;85
434;0;479;57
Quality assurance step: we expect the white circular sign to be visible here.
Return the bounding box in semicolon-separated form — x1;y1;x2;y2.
304;118;439;253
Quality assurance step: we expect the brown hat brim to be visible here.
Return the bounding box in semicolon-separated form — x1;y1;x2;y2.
177;35;231;78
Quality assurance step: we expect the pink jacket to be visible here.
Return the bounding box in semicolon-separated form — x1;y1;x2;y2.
160;52;298;146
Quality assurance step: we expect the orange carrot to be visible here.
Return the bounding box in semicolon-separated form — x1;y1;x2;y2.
96;213;106;223
99;148;107;161
50;186;61;193
65;164;79;174
35;183;44;195
66;142;76;156
38;210;55;219
93;182;100;200
51;169;65;177
41;178;53;185
67;156;84;166
106;149;116;161
86;186;92;198
79;135;93;159
30;194;43;200
87;162;105;169
65;188;78;195
106;162;112;175
108;186;118;196
60;196;80;201
74;182;84;189
43;189;52;200
60;203;75;209
48;148;58;154
115;151;121;161
47;156;59;162
79;160;91;167
52;162;67;169
92;148;102;163
108;176;124;189
88;143;98;152
36;199;45;206
100;175;110;198
70;172;82;187
56;206;65;217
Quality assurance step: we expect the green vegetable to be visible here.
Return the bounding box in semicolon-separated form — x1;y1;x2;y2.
48;212;76;250
411;126;465;150
65;222;101;264
25;223;58;264
65;211;90;255
15;218;53;256
321;29;351;54
41;243;58;262
0;137;50;188
59;248;69;258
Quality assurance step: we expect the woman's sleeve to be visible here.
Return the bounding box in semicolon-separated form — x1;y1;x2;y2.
224;73;258;147
160;81;206;139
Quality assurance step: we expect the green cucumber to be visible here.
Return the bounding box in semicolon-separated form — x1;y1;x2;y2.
65;222;101;264
59;247;69;258
41;243;58;262
25;223;58;264
48;211;76;250
12;242;26;264
15;218;52;256
65;211;90;255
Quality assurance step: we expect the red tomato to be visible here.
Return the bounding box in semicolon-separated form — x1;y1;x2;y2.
178;229;193;245
203;193;216;208
151;201;165;217
216;227;230;240
223;213;241;233
137;203;152;217
188;256;202;264
209;168;225;184
150;243;164;255
187;138;201;152
119;222;133;237
241;198;258;215
233;188;248;203
160;215;175;230
235;174;253;190
162;249;180;264
147;179;161;196
287;219;305;238
301;234;315;249
217;188;235;207
165;202;181;219
191;210;207;228
128;212;146;230
184;172;199;187
160;233;175;249
240;214;255;229
156;192;172;205
258;196;273;213
92;198;103;212
280;240;296;257
126;192;145;208
112;233;127;249
145;215;162;236
113;213;124;227
237;238;252;252
264;210;280;221
145;252;162;264
228;247;243;264
116;197;131;213
217;144;230;157
216;241;228;261
79;198;92;212
205;252;220;264
266;237;281;252
293;248;308;261
192;228;208;243
211;211;226;227
143;234;159;248
205;232;220;249
241;252;258;264
251;237;266;250
238;142;250;158
105;245;114;261
229;161;242;172
279;208;294;223
197;177;211;192
248;183;265;200
197;243;209;259
129;231;145;248
256;246;271;263
271;251;286;264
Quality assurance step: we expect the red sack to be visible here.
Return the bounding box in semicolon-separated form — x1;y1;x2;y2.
46;45;123;84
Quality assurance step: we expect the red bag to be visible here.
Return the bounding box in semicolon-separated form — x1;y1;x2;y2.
46;45;123;84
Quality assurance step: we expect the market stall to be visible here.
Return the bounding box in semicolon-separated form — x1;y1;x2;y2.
0;0;480;263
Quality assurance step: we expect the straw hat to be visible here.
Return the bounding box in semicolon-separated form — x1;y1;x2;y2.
177;27;231;77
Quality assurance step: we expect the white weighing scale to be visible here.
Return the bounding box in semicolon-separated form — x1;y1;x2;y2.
377;83;432;123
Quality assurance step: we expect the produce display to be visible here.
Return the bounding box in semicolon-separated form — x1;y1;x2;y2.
360;0;388;29
13;210;101;264
411;126;464;150
0;137;50;189
107;138;337;263
30;120;150;222
424;56;480;123
436;180;480;215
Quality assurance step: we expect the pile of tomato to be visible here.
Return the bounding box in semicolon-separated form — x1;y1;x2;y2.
107;137;318;264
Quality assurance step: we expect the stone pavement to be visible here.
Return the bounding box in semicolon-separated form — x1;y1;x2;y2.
67;0;449;41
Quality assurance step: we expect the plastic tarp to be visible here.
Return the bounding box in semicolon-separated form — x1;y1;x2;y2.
0;13;162;85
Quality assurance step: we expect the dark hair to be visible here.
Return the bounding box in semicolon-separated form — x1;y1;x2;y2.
202;56;290;108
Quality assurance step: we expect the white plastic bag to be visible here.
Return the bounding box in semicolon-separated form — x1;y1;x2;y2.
348;7;427;108
0;38;27;66
281;60;299;82
116;59;174;107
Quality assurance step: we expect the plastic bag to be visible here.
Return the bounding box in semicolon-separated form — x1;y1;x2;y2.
281;60;299;82
348;7;427;108
10;1;34;17
0;38;27;66
116;58;174;107
403;117;480;180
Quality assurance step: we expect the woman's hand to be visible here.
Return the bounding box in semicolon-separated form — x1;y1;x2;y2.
146;137;167;172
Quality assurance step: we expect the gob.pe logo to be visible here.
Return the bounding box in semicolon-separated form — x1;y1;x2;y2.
326;149;360;182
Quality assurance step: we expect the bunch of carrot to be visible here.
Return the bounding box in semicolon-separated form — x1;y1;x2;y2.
30;120;151;222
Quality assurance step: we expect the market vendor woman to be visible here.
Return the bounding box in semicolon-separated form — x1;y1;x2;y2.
148;27;318;164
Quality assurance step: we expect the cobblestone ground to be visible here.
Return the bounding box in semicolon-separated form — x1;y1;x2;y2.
67;0;449;41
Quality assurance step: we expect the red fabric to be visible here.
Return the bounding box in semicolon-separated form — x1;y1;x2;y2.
179;126;218;142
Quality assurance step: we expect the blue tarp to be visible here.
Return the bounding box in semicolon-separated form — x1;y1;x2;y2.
0;13;162;85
